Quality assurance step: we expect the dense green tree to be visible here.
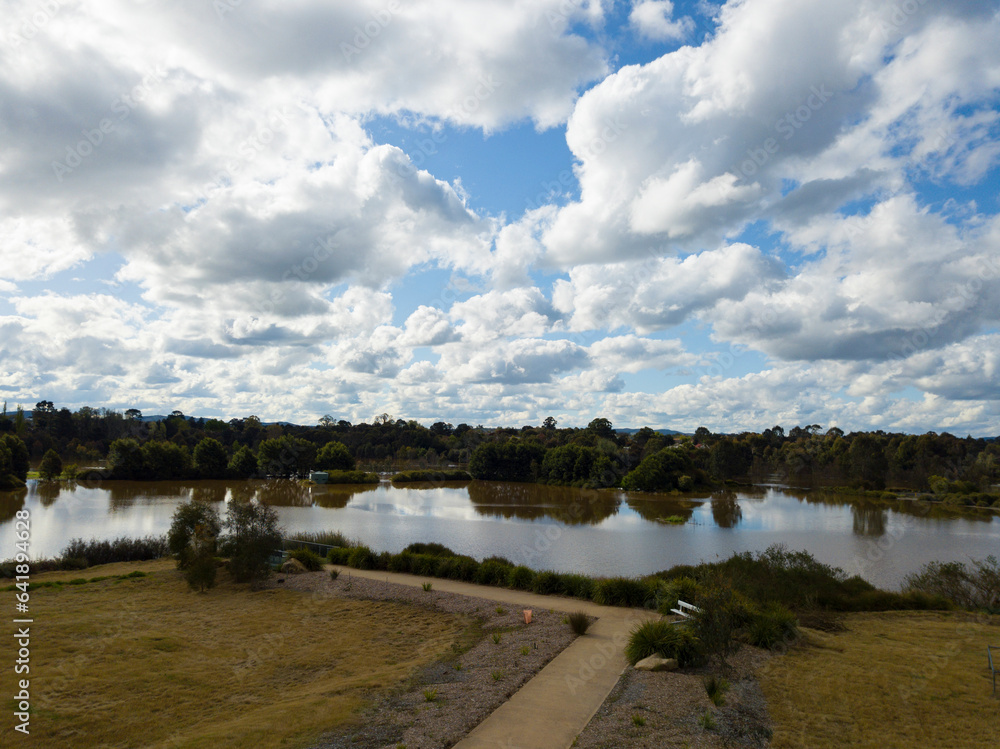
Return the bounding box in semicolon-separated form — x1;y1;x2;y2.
257;435;316;477
141;440;192;480
39;449;63;480
0;434;29;481
315;440;355;471
228;445;259;478
469;439;545;482
621;448;697;492
193;437;229;478
709;440;752;480
847;434;889;490
587;417;616;441
108;438;145;479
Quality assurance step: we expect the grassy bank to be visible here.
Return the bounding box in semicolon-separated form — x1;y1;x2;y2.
327;542;952;615
2;560;470;749
759;611;1000;748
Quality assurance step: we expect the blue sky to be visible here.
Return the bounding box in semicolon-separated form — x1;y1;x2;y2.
1;0;999;434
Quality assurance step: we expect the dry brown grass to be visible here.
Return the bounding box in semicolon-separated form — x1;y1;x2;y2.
759;611;1000;748
3;561;469;749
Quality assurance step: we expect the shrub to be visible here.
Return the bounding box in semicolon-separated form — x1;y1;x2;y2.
531;571;566;596
704;675;730;706
508;565;535;590
347;545;376;570
322;470;379;484
327;547;353;565
329;569;339;580
168;500;222;570
391;469;471;483
286;548;325;572
655;576;701;615
475;558;514;586
903;556;999;611
625;619;705;667
691;580;756;667
221;500;282;585
746;603;798;649
60;536;169;567
560;574;596;600
593;577;655;608
403;542;456;556
184;542;218;593
438;555;479;581
290;530;355;548
388;551;414;573
567;611;591;635
411;554;441;577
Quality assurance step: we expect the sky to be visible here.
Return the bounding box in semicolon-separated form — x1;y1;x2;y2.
1;0;999;435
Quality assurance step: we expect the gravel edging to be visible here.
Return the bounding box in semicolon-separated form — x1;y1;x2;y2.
573;645;774;749
270;570;577;749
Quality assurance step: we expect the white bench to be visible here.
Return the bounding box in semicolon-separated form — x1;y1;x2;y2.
670;600;702;621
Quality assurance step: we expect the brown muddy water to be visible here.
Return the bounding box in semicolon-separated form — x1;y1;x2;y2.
2;479;996;589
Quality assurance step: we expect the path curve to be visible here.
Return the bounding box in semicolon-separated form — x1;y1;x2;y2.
328;565;658;749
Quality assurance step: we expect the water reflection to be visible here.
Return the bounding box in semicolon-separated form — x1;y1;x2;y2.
851;503;888;536
0;489;26;523
34;481;64;507
108;482;194;509
626;495;697;524
191;483;228;503
467;481;620;524
310;483;377;509
710;492;743;528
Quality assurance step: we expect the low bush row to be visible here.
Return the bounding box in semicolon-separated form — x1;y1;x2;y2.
319;470;380;484
390;469;471;483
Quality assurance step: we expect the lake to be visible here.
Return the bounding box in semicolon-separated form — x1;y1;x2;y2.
3;479;997;589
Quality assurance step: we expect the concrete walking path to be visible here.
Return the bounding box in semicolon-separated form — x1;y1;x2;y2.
328;565;658;749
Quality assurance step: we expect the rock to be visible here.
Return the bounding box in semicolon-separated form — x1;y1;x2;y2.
634;655;678;672
280;558;308;574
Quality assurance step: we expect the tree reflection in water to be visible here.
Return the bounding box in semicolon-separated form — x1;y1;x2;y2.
35;481;66;507
621;495;697;524
467;481;620;525
852;503;887;536
0;488;26;523
309;483;378;509
710;491;743;528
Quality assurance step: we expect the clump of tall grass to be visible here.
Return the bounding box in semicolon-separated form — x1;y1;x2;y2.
567;611;592;635
60;536;169;567
624;619;706;667
704;674;729;706
287;530;356;548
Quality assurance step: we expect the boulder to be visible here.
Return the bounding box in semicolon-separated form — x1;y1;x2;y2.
634;655;678;672
280;558;308;574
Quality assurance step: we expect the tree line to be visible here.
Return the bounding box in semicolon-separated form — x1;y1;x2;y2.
1;402;997;502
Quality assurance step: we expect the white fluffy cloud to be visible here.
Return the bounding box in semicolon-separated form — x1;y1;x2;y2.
629;1;694;41
2;0;999;434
